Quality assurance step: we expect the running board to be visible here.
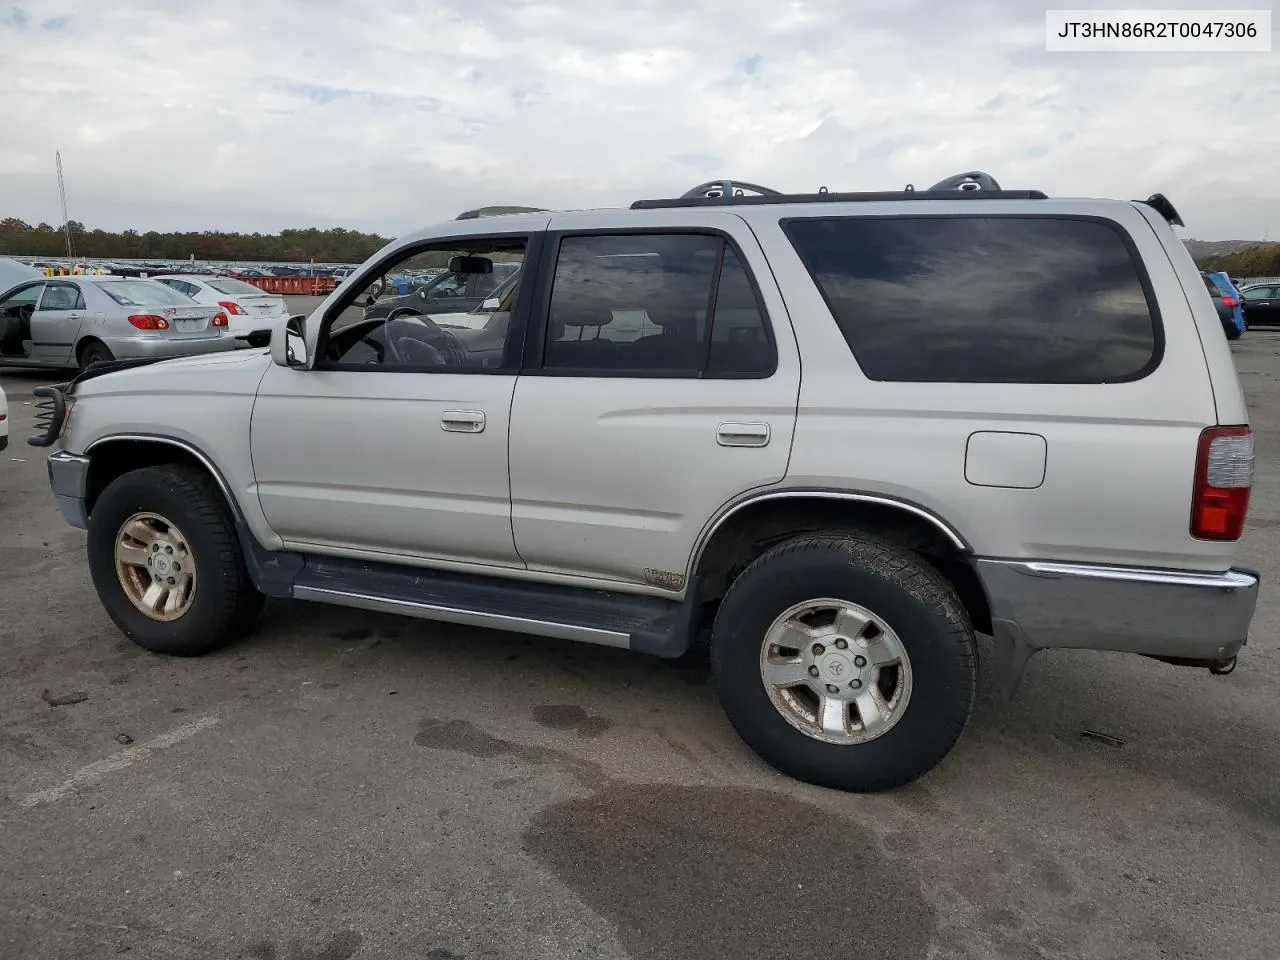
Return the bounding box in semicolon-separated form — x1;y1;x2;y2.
289;555;696;657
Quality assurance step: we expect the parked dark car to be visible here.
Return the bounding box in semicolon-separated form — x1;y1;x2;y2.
363;258;520;320
1240;283;1280;328
1202;272;1246;340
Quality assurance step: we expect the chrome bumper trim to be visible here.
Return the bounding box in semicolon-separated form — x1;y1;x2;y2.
47;450;91;529
976;558;1259;661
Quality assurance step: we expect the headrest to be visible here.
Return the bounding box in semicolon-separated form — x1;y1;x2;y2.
554;286;615;327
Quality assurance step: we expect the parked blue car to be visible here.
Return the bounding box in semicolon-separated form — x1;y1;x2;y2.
1203;271;1246;340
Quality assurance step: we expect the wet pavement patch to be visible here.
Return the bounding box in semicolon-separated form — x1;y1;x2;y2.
414;718;604;787
522;782;936;960
531;704;614;738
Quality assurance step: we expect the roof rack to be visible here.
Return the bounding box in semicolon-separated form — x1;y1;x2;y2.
631;171;1048;210
455;205;549;220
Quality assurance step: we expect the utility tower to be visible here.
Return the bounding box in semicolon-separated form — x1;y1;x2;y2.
56;151;74;259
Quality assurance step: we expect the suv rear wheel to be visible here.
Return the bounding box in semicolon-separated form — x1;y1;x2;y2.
710;534;977;792
87;464;263;656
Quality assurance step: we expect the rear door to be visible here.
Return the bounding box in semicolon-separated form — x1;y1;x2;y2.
507;212;800;589
29;281;85;364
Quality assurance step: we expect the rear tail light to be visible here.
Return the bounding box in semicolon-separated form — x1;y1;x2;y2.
218;300;246;315
212;311;229;328
1191;426;1253;541
127;314;169;330
1222;296;1239;308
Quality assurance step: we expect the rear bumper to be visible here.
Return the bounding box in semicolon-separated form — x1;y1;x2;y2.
47;449;90;528
976;559;1259;662
102;335;239;359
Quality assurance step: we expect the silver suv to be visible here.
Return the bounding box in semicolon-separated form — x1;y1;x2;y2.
31;173;1261;792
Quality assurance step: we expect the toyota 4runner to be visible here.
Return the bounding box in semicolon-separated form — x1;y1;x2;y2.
30;172;1261;792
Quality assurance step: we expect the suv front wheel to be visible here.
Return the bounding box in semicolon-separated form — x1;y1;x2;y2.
710;534;977;792
87;464;264;656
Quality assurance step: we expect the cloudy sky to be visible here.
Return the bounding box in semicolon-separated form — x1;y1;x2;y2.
2;0;1277;240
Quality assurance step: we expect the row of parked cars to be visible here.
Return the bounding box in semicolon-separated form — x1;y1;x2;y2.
0;253;530;371
0;259;291;369
1202;270;1280;339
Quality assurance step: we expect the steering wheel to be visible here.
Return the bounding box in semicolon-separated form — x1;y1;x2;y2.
382;312;467;366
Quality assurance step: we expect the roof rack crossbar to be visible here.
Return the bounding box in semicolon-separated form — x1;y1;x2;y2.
679;180;785;199
632;170;1044;210
631;189;1048;210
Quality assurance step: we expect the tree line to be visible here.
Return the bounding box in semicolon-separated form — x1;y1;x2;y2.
0;218;391;264
1197;243;1280;278
6;214;1277;277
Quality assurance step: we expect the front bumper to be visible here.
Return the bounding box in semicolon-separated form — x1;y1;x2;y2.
47;449;90;529
977;559;1260;662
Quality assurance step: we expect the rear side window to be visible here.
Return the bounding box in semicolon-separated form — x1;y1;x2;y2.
784;216;1161;383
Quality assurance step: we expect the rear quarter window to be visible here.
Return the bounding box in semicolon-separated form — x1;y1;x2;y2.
783;215;1162;383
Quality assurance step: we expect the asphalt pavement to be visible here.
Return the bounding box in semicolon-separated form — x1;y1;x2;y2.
1;331;1279;960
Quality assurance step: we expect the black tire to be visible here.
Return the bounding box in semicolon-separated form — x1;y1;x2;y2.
710;534;977;792
78;339;114;368
1225;323;1243;341
87;465;263;656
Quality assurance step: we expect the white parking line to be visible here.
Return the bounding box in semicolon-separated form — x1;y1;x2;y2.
19;716;219;809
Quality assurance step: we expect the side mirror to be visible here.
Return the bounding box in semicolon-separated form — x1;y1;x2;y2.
481;297;501;311
270;315;308;368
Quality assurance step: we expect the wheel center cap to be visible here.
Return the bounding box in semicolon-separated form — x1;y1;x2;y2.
152;554;172;575
818;651;855;684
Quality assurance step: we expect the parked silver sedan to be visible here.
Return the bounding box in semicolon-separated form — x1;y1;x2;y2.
0;276;238;369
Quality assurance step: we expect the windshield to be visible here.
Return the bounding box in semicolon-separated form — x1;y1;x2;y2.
208;278;269;296
472;269;522;312
97;280;199;307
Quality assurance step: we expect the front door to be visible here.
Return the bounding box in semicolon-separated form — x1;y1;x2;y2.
1243;286;1280;326
0;282;44;358
29;281;85;365
507;214;801;589
250;227;542;569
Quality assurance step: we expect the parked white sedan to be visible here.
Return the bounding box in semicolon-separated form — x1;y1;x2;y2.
153;275;287;347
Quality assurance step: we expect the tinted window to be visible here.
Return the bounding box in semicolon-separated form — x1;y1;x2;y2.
1242;286;1274;300
706;248;774;375
785;216;1160;383
40;284;84;310
543;233;773;376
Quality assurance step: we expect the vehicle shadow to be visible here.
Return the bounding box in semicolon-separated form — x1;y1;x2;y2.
235;597;1280;828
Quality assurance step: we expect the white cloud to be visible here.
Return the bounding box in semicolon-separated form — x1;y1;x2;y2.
0;0;1276;239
